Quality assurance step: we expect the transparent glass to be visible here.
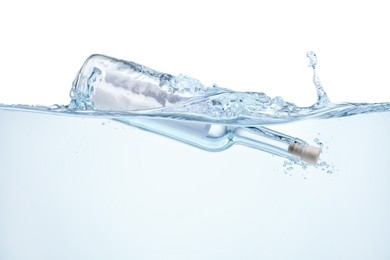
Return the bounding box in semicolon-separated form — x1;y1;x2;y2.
69;54;321;164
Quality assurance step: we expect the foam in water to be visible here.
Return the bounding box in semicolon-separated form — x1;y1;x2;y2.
0;52;389;169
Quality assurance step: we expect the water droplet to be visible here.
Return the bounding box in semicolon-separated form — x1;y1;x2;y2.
306;51;317;69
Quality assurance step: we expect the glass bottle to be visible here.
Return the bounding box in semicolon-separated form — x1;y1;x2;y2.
70;54;320;165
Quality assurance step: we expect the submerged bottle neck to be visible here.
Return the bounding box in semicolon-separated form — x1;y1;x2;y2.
232;127;320;165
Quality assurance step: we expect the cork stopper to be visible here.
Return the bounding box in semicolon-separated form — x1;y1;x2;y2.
288;142;320;165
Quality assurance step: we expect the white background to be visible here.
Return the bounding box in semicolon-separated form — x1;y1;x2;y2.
1;0;390;107
1;2;390;259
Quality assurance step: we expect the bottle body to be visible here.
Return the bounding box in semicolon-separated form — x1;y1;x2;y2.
70;54;206;111
116;118;233;151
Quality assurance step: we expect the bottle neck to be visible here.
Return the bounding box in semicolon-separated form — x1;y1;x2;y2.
233;127;320;165
233;127;298;161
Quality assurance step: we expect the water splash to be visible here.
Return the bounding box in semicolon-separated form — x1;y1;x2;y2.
2;52;389;125
306;51;331;107
70;52;389;125
0;52;389;169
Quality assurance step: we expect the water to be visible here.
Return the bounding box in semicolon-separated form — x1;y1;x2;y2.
1;103;389;260
1;52;390;259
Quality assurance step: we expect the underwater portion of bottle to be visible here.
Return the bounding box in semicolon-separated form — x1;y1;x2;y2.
117;118;320;164
70;54;321;165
